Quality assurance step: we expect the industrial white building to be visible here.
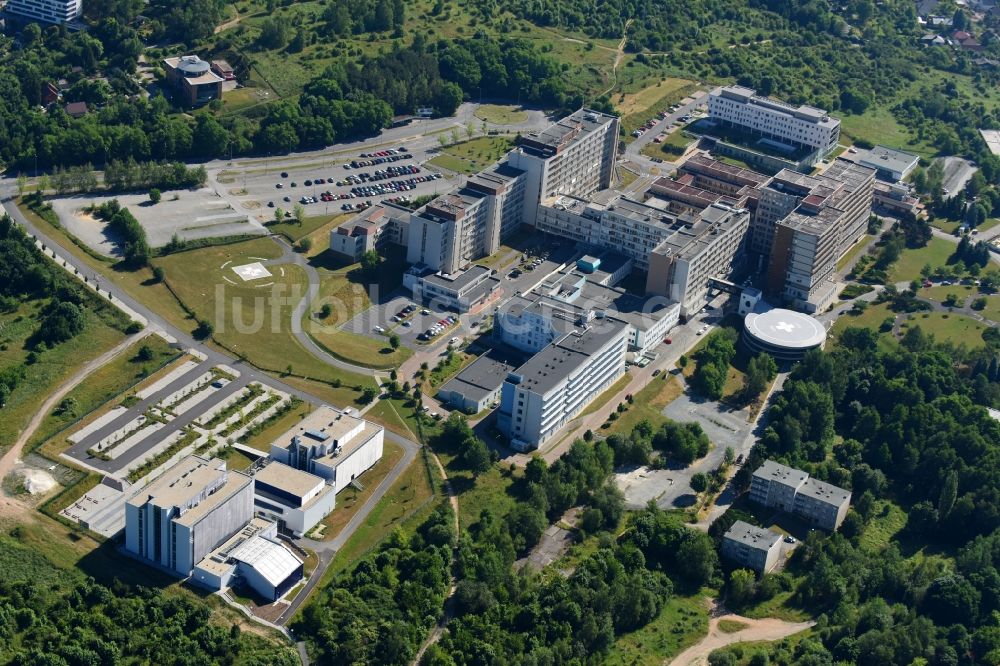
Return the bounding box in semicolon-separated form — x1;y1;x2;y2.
497;319;630;451
191;517;303;602
124;455;254;577
269;405;384;494
721;520;783;574
5;0;81;24
708;86;841;156
252;461;337;537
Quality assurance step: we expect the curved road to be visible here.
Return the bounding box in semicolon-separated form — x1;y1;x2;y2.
0;189;420;629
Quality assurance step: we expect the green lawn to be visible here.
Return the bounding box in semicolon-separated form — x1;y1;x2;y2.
977;294;1000;322
829;301;897;347
153;238;376;400
267;212;351;243
305;249;411;369
887;238;956;283
858;500;908;553
606;593;711;666
619;77;700;135
837;106;936;158
29;336;181;457
474;104;528;125
919;284;975;305
429;136;516;175
0;303;127;455
365;396;420;440
241;399;313;452
607;374;684;436
900;312;987;348
641;131;696;159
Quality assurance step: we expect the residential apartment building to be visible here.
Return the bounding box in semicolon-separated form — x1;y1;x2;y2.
509;109;620;226
764;160;875;311
124;455;254;577
329;202;411;261
5;0;81;24
498;320;630;451
708;86;841;156
749;459;851;530
269;405;384;494
252;461;336;537
721;521;783;574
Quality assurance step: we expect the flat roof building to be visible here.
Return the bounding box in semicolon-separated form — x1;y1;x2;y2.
330;202;411;261
252;461;336;537
404;264;502;314
858;145;919;182
509;109;620;227
498;319;630;451
191;517;303;602
721;521;783;574
742;308;826;361
708;86;840;161
163;56;224;107
749;459;851;530
125;455;254;577
5;0;81;24
269;405;384;494
438;350;522;414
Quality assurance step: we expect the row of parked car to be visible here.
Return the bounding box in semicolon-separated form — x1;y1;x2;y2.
347;148;411;169
418;315;458;341
350;173;442;197
337;164;420;186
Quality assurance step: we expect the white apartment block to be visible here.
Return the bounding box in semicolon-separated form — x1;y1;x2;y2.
269;405;385;494
749;459;851;531
509;109;620;227
709;86;840;155
498;320;630;451
721;521;783;574
125;455;254;577
5;0;81;23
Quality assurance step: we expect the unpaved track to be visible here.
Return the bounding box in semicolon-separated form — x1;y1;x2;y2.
0;331;149;517
668;611;814;665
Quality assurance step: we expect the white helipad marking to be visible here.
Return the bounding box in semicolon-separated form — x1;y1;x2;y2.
774;321;796;333
221;260;232;269
254;281;275;288
250;256;269;261
232;262;272;281
223;276;237;285
279;266;285;277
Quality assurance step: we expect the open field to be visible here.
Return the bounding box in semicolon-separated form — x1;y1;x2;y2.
641;131;695;159
837;106;936;158
901;311;987;348
829;302;897;345
887;238;957;283
474;104;528;125
429;136;516;174
365;396;420;439
932;217;1000;235
30;336;181;457
152;238;376;397
620;78;700;134
606;593;711;666
314;440;404;540
0;302;127;455
607;373;684;436
267;212;350;244
323;453;439;579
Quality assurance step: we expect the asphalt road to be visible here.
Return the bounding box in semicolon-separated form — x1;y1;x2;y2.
0;188;420;628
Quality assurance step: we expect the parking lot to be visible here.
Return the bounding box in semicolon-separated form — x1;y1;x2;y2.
214;144;453;223
340;235;579;352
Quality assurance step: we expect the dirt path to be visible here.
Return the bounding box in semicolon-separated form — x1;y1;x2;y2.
668;610;814;666
599;19;634;98
0;331;148;518
411;449;460;664
214;6;241;34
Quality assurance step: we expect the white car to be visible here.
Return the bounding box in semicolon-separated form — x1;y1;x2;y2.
373;325;384;333
449;337;460;345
